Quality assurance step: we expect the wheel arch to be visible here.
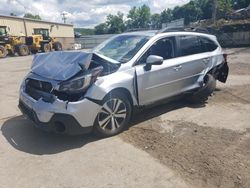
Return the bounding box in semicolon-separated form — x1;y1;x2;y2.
106;87;134;106
86;87;136;106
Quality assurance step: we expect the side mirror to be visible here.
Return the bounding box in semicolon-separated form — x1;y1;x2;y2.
144;55;163;71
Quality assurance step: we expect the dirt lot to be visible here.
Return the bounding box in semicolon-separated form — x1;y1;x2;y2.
120;48;250;188
0;48;250;188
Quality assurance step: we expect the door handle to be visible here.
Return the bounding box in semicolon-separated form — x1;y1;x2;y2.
173;65;182;71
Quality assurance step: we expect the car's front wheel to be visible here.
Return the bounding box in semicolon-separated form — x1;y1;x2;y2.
93;91;132;137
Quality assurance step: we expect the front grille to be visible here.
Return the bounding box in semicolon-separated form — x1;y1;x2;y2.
25;79;53;101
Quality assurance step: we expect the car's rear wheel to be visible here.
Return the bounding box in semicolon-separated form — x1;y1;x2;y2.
188;74;216;103
93;91;132;137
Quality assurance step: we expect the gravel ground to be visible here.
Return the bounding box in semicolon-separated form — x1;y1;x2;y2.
120;48;250;188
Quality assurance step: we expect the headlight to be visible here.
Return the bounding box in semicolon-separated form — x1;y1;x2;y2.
57;66;103;94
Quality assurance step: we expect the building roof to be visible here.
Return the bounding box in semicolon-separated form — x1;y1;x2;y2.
0;14;73;27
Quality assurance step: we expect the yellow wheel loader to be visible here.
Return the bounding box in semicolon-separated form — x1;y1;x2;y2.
25;28;62;54
0;26;29;58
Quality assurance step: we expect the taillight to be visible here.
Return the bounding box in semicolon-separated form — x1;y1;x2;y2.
223;53;228;62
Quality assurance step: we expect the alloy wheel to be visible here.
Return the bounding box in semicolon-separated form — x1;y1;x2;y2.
97;98;127;132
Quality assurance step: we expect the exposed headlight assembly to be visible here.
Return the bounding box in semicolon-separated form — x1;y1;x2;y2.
57;66;103;94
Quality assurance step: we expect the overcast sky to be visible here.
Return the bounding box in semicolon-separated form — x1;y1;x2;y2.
1;0;189;28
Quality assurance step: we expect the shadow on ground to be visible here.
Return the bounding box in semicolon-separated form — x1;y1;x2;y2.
1;115;98;155
1;98;205;155
130;99;205;126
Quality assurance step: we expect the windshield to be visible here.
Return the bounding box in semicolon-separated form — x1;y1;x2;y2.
94;35;149;63
34;29;49;37
0;27;7;36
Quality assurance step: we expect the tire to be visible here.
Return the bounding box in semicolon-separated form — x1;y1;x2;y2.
188;74;216;103
41;43;51;53
0;45;7;58
17;44;29;56
53;42;62;51
30;49;38;54
93;91;132;137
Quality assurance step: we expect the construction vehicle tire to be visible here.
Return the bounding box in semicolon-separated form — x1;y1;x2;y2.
53;42;62;51
0;45;7;58
17;44;29;56
41;43;51;53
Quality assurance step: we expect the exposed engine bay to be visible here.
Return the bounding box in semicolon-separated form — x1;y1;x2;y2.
26;51;120;102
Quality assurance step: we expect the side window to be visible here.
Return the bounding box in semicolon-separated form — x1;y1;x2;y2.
137;37;175;64
178;35;202;56
200;37;218;52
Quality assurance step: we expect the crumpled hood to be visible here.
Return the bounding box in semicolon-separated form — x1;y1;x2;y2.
31;51;93;81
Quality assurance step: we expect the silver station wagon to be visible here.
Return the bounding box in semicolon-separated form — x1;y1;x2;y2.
19;29;229;137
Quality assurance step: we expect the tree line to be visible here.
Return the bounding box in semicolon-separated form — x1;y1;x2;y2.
94;0;250;35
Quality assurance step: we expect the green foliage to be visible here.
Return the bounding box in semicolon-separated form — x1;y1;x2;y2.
160;9;173;24
217;0;233;18
93;1;249;34
106;12;126;34
24;13;42;20
195;0;214;19
151;13;161;29
171;1;202;24
127;5;151;29
94;23;108;34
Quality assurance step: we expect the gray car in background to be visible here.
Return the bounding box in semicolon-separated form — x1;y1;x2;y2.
19;30;229;137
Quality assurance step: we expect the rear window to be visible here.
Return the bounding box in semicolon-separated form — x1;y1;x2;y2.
200;37;218;52
179;36;201;56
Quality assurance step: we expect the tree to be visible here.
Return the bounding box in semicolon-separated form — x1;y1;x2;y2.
106;12;125;34
93;0;238;35
151;13;161;29
217;0;232;18
10;13;16;16
94;23;108;35
127;4;151;29
160;9;173;24
138;5;151;28
24;13;42;20
195;0;214;19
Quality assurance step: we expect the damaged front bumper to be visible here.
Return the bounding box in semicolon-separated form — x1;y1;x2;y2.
19;89;102;135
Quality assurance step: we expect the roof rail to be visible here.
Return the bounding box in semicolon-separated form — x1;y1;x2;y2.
125;28;156;32
157;27;210;34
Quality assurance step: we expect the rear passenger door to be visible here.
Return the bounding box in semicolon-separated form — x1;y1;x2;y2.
174;35;209;90
199;36;219;71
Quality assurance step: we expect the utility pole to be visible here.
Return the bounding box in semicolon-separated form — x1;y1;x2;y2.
212;0;218;23
61;12;67;24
